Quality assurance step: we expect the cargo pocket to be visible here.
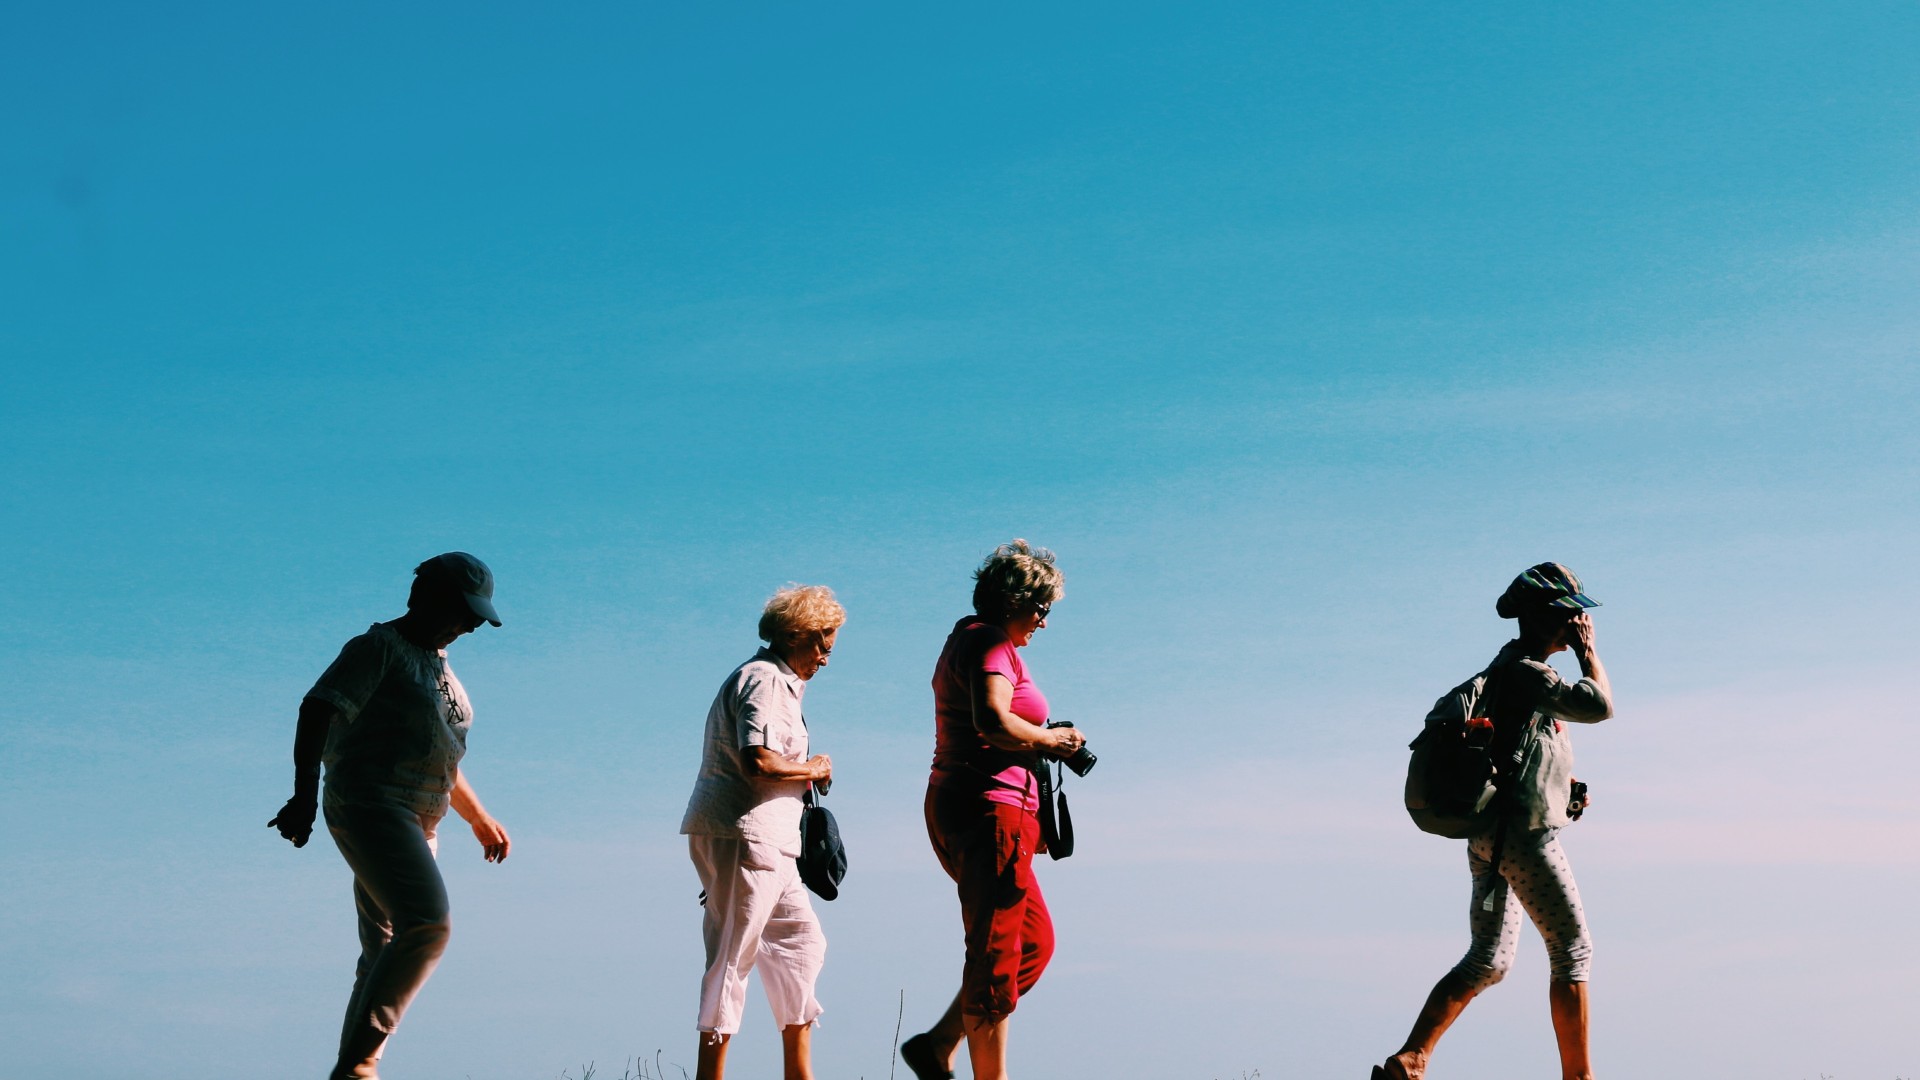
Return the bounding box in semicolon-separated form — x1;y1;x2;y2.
741;838;782;873
993;817;1027;907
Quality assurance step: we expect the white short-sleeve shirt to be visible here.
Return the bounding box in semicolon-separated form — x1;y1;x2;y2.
680;648;810;856
307;622;472;818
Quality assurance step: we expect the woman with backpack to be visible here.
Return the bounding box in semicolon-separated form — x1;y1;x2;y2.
1374;563;1614;1080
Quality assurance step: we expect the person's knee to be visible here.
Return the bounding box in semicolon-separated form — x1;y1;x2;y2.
391;912;452;958
961;968;1018;1022
1021;935;1054;986
1548;933;1592;982
1451;950;1512;992
766;921;827;971
1465;963;1510;992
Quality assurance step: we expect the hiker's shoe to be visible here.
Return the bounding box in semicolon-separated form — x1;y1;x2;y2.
900;1033;954;1080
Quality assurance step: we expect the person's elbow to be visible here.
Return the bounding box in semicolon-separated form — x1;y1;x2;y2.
1567;686;1613;723
972;713;1024;749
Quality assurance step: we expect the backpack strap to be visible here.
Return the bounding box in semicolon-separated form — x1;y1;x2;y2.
1480;718;1552;912
1476;661;1515;910
1478;661;1562;910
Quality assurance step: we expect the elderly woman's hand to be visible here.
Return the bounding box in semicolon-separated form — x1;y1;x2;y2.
745;747;833;784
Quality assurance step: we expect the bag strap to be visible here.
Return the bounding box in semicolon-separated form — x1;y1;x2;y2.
797;710;823;807
1473;660;1514;907
1477;659;1555;909
1481;814;1508;911
1050;762;1074;859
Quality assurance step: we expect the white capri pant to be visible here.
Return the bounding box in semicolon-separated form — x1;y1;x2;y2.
689;834;826;1036
1450;823;1593;989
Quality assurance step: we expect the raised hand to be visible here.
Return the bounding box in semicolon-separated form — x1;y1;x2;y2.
1568;612;1597;656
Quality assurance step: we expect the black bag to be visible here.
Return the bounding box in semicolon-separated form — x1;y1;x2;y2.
797;782;847;900
1404;668;1501;838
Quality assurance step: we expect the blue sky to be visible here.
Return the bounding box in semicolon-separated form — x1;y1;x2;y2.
4;3;1919;1077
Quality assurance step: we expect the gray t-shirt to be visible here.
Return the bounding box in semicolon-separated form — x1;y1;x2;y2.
680;648;810;856
1487;641;1613;830
307;623;472;818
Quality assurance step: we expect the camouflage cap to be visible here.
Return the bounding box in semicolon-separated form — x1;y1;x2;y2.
1496;562;1599;619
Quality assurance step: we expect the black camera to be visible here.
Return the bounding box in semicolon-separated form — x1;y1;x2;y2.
1567;779;1589;821
1044;720;1097;777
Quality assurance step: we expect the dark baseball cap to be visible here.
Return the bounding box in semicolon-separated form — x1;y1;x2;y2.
416;552;501;627
1496;562;1599;619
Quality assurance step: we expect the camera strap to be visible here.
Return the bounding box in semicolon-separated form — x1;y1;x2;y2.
1033;759;1074;860
962;755;1075;860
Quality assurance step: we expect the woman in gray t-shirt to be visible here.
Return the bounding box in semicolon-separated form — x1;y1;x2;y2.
1374;562;1614;1080
269;553;512;1080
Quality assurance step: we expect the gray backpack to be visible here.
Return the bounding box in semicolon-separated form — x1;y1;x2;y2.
1403;668;1502;838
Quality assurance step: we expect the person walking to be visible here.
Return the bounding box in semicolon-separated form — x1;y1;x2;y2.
268;552;514;1080
680;584;845;1080
1374;562;1615;1080
900;540;1088;1080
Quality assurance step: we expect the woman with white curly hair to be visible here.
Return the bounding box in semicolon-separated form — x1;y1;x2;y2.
900;540;1089;1080
680;584;845;1080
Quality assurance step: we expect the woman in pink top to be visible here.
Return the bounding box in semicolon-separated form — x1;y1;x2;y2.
899;540;1089;1080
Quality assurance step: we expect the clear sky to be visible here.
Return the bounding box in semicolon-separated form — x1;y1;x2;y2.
4;3;1918;1077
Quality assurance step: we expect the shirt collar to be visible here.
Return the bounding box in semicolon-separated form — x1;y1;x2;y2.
376;621;448;660
754;646;803;685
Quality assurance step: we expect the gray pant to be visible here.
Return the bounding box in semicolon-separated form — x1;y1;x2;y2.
1450;823;1592;989
325;803;452;1075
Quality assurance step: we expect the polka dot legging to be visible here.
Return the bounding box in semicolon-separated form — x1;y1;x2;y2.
1449;824;1592;989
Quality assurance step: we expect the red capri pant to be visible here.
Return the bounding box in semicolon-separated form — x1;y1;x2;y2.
925;783;1055;1022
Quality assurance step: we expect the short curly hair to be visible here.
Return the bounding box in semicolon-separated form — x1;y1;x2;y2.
758;584;846;646
971;539;1063;619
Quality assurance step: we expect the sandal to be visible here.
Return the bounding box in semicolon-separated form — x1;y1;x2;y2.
1372;1057;1415;1080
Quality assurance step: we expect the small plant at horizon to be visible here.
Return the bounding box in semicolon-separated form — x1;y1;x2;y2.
560;1051;688;1080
